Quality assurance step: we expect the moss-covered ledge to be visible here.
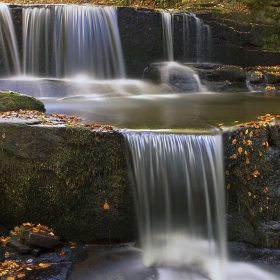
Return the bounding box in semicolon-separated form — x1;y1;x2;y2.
0;122;136;243
0;91;45;112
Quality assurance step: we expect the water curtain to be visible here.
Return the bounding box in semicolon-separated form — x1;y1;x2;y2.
0;4;20;75
125;132;227;280
161;12;212;63
22;5;125;78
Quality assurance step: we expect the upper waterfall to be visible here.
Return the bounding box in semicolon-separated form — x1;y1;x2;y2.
22;5;125;79
0;4;21;75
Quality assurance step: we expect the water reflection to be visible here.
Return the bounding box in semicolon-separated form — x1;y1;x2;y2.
1;77;280;132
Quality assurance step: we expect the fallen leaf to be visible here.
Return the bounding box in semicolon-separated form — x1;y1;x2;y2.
232;139;237;145
237;147;243;154
226;184;231;190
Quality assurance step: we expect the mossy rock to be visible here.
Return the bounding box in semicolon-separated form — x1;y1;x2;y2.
212;66;246;83
0;91;45;112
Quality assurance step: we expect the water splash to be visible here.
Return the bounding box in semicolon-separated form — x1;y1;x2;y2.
22;5;125;78
0;4;21;75
124;132;227;280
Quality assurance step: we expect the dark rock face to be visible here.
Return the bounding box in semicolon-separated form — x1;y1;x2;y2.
224;124;280;249
3;6;280;79
0;123;136;243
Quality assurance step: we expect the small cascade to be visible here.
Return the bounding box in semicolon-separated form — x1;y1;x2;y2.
22;5;125;78
0;4;20;75
125;132;227;280
161;12;174;61
191;13;212;62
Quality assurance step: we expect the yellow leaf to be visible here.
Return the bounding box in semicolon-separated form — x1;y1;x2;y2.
247;140;253;146
232;139;237;145
226;184;231;190
245;129;248;134
246;158;250;164
237;147;243;154
259;151;263;156
248;192;252;197
249;131;253;138
263;187;269;194
218;122;224;126
242;139;246;145
253;170;259;177
38;263;51;268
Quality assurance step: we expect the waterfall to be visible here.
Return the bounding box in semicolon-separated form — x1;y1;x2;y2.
161;12;174;61
22;5;125;78
191;13;212;62
125;132;227;280
0;4;20;75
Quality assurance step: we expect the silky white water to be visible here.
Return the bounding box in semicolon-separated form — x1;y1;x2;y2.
125;132;227;280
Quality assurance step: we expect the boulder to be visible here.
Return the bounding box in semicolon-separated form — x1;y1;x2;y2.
0;90;45;112
0;122;136;243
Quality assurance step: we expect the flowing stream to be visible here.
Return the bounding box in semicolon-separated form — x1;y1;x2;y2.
0;4;280;279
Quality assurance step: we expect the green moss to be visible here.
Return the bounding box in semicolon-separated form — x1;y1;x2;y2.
0;124;136;243
0;91;45;112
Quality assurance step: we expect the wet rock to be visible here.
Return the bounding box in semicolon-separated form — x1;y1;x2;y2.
8;235;31;254
224;124;280;249
144;62;201;92
19;226;60;249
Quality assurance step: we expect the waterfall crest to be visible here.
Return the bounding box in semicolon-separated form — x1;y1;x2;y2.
125;132;227;280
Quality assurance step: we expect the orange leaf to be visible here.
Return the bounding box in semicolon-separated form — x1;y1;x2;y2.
17;274;25;278
226;184;231;190
103;202;110;210
231;139;237;145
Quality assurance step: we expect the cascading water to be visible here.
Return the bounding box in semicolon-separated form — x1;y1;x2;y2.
22;5;125;78
0;4;20;75
125;132;227;280
161;12;174;62
161;12;212;63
